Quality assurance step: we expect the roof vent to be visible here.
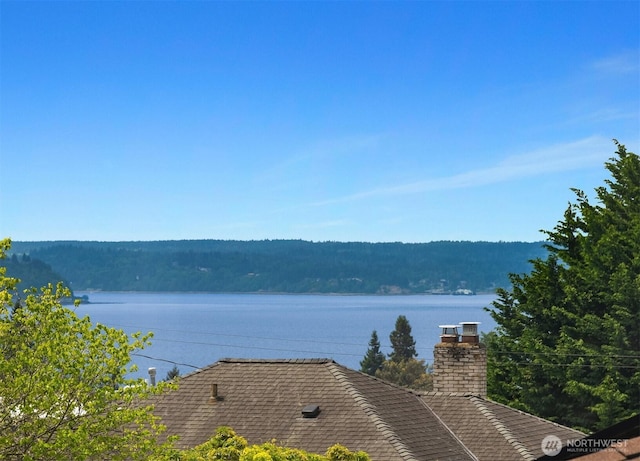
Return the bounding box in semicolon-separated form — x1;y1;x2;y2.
148;367;157;386
438;324;459;343
209;383;223;403
459;322;481;344
302;404;320;418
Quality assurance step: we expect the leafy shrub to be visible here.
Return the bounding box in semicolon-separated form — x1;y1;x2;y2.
156;427;369;461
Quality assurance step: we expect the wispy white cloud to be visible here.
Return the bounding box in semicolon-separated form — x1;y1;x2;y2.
567;108;639;125
256;133;384;186
310;136;614;207
589;51;639;75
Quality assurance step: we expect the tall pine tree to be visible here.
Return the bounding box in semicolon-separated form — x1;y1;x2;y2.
389;315;417;362
360;330;385;376
486;141;640;431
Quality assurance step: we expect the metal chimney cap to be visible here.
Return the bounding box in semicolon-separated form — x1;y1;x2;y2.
439;324;459;329
148;367;157;376
459;322;481;343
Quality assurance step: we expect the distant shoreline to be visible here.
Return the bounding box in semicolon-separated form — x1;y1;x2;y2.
74;290;497;303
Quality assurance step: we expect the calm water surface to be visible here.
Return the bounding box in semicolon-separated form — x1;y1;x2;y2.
75;292;497;380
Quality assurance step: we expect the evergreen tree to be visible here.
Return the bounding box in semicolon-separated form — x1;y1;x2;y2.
165;364;181;381
360;330;385;375
389;315;417;362
486;141;640;431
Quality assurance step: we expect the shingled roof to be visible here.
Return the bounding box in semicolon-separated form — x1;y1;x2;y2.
149;358;584;461
421;392;585;460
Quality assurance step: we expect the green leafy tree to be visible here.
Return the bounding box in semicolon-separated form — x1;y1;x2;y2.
486;141;640;431
375;358;433;391
388;315;417;362
0;238;173;460
360;330;386;375
155;426;370;461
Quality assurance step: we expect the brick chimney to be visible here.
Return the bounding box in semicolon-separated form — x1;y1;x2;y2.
432;322;486;397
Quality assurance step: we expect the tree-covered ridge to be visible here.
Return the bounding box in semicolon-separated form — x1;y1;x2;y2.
3;252;70;294
10;240;547;294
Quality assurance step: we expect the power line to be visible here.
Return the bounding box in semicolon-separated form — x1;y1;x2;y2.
492;361;640;369
99;323;640;371
151;337;366;357
489;350;640;359
108;323;373;348
131;353;200;369
488;349;640;369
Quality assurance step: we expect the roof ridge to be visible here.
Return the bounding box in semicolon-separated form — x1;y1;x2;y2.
472;396;586;436
177;358;336;379
418;391;478;461
217;357;335;364
421;391;478;397
469;396;535;461
177;361;219;379
416;396;479;461
326;363;420;461
348;367;424;395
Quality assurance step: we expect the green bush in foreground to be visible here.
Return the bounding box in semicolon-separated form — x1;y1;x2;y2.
157;426;370;461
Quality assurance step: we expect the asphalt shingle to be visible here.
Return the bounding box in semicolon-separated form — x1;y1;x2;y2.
421;392;585;461
149;358;584;461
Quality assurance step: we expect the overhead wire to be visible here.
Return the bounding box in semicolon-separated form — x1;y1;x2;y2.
151;337;367;357
487;349;640;369
489;350;640;359
107;323;372;348
110;322;381;369
105;321;395;366
489;361;639;369
98;325;640;371
131;353;200;369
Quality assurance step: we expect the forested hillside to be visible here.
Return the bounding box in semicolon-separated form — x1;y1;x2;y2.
9;240;547;294
3;253;70;294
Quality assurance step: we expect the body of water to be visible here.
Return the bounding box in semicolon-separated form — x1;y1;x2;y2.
75;292;498;380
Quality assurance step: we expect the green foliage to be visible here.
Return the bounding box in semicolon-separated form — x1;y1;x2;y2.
363;316;432;390
10;240;547;294
0;238;173;460
388;315;417;362
486;142;640;431
375;358;433;391
155;426;369;461
325;444;370;461
165;364;181;381
359;330;385;375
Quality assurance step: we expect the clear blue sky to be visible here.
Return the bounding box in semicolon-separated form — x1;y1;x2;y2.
1;1;638;243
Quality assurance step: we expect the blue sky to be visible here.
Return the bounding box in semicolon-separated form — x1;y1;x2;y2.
1;1;638;243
